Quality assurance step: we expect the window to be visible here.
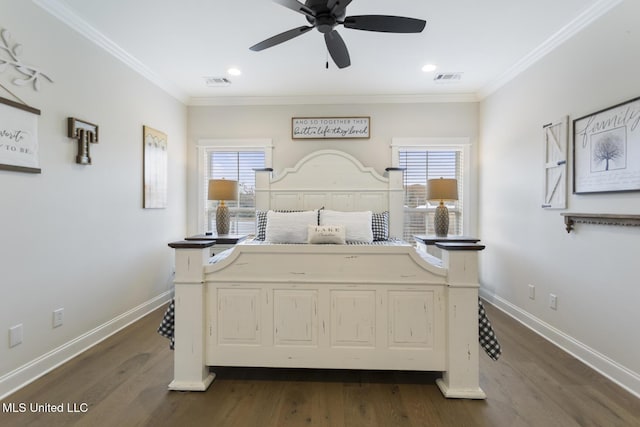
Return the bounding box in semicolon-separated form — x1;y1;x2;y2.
198;140;272;235
392;139;469;242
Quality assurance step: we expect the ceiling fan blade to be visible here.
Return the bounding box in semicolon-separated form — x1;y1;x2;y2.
250;26;314;51
343;15;426;33
274;0;315;19
324;30;351;69
327;0;352;16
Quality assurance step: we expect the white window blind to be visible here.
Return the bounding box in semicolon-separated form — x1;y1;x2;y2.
399;149;464;241
203;150;265;235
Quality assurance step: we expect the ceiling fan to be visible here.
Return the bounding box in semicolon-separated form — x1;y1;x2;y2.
249;0;426;69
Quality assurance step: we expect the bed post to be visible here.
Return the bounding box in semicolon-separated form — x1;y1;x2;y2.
435;242;487;399
167;240;216;391
385;167;404;239
255;168;272;211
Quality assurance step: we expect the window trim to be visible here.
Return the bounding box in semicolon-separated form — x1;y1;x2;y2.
391;137;473;236
196;139;273;233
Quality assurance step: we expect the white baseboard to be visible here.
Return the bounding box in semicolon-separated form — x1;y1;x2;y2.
480;289;640;399
0;291;173;400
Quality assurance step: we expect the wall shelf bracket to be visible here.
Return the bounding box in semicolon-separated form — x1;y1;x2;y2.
561;213;640;233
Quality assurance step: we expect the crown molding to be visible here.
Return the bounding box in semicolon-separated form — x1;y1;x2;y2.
34;0;621;106
33;0;189;103
477;0;623;99
187;93;479;107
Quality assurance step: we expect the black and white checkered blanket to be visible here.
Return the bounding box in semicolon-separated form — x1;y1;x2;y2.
157;299;175;350
157;298;501;360
478;299;501;360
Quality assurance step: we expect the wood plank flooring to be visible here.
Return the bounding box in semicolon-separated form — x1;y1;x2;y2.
1;302;638;427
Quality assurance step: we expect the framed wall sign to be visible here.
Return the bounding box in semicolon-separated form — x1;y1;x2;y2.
0;96;41;173
292;116;370;140
143;125;168;208
573;96;640;194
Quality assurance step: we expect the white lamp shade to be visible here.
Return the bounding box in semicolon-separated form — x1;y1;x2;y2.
208;179;238;201
426;178;458;201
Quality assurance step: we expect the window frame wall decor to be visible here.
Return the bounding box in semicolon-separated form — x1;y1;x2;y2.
391;138;471;242
0;96;41;173
573;96;640;194
197;139;272;235
143;125;168;209
542;116;568;209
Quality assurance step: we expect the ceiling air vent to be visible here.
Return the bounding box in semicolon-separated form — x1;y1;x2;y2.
434;72;463;83
204;77;232;87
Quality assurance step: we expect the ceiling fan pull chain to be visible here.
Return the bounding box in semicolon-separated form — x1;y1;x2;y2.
326;49;329;69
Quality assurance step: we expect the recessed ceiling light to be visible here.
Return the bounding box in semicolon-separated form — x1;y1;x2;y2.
422;64;437;72
227;67;242;76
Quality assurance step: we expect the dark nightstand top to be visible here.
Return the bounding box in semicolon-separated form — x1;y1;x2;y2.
168;240;216;249
184;234;248;245
414;235;481;245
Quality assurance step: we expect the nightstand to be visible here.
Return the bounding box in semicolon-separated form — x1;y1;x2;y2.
184;234;248;256
414;234;481;258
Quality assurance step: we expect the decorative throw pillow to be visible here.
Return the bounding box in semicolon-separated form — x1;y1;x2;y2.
265;210;318;243
371;211;389;241
255;208;323;240
320;210;373;243
307;225;346;244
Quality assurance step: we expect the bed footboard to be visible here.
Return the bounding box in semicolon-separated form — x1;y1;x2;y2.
168;241;486;399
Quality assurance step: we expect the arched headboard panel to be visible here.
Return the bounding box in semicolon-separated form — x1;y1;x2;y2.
255;150;404;238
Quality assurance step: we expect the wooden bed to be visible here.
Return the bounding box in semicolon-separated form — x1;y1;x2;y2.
168;150;486;399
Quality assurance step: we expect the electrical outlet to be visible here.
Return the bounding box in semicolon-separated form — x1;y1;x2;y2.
53;308;64;328
549;294;558;310
9;324;23;347
528;284;535;300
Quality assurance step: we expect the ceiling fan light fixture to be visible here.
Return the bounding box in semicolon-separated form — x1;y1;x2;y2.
251;0;426;69
422;64;437;72
227;67;242;76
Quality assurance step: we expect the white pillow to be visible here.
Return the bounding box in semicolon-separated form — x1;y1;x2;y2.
308;225;346;244
265;210;318;243
320;210;373;243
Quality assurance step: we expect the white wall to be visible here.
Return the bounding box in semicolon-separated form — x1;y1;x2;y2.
479;0;640;396
0;1;187;397
187;102;478;234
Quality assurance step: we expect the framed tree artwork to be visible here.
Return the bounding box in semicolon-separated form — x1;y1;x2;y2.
573;96;640;194
143;125;167;208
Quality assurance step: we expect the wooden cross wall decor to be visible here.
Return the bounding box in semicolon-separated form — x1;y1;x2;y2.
67;117;99;165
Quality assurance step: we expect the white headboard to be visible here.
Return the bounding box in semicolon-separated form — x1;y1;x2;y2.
255;150;404;239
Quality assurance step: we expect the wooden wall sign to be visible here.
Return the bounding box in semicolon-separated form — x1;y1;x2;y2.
67;117;99;165
0;96;41;173
143;125;168;209
292;117;370;140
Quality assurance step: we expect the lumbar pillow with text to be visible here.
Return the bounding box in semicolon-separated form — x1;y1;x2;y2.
307;225;346;244
320;210;373;243
265;210;318;243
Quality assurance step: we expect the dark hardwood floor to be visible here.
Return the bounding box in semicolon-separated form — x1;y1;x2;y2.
2;302;638;427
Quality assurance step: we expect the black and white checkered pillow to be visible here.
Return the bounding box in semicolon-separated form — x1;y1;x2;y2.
371;211;389;241
478;299;501;361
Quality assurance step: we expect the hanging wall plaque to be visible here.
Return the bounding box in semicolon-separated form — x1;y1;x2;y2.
0;96;41;173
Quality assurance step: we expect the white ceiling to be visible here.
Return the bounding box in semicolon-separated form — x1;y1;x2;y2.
36;0;618;104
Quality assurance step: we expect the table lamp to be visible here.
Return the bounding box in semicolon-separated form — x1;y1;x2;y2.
427;178;458;237
208;179;238;235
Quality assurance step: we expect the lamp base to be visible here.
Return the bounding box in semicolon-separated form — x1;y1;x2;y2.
216;204;230;235
434;203;449;237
